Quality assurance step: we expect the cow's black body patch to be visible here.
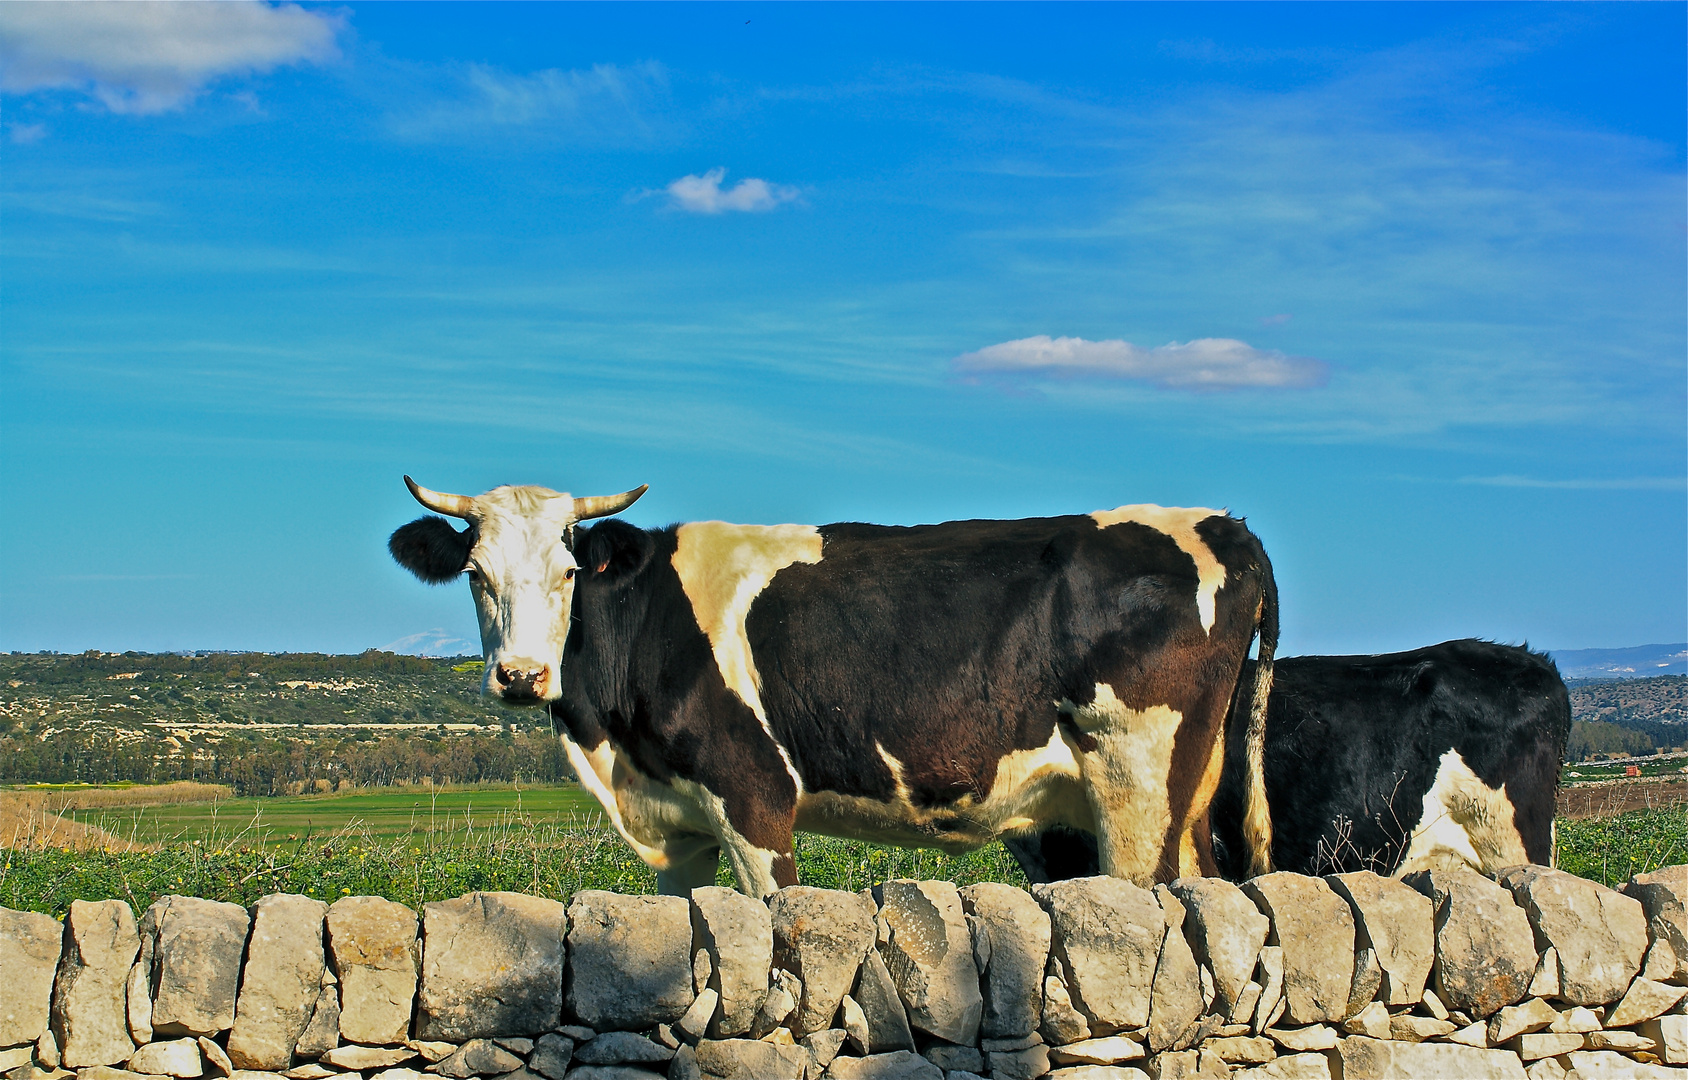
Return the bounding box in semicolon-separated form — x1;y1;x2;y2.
1009;640;1570;882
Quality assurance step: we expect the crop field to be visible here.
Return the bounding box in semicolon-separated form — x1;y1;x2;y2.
9;783;605;848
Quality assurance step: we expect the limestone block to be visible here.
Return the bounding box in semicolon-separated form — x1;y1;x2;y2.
1522;1059;1564;1080
676;987;718;1041
668;1044;701;1080
1497;866;1648;1005
0;908;62;1049
573;1032;672;1066
983;1044;1049;1080
1487;998;1558;1045
1324;873;1433;1008
197;1037;230;1078
1041;975;1091;1047
427;1039;522;1077
1403;869;1535;1018
1606;976;1688;1027
525;1032;574;1080
1048;1037;1145;1065
959;883;1050;1040
1231;1052;1330;1079
804;1028;847;1071
50;899;140;1068
78;1066;171;1080
1143;1048;1228;1079
840;995;872;1055
1333;1036;1526;1079
36;1028;61;1070
6;1066;72;1080
750;969;798;1040
769;887;877;1039
1340;1002;1389;1040
1581;1029;1656;1051
1202;1037;1273;1065
693;1038;809;1080
318;1046;416;1071
876;881;981;1046
823;1049;944;1079
1386;1014;1454;1042
1167;879;1268;1021
128;1039;204;1078
1625;866;1688;985
420;892;565;1040
853;950;916;1054
922;1044;983;1073
1032;878;1161;1034
561;1066;671;1080
327;896;419;1048
1240;874;1354;1026
1509;1032;1584;1060
125;962;153;1047
1527;948;1561;999
1636;1013;1687;1064
1263;1025;1334;1052
1549;1006;1602;1033
1250;948;1283;1037
688;887;770;1039
1047;1068;1150;1080
140;897;250;1038
1147;888;1202;1053
0;1046;35;1071
226;894;328;1071
1564;1049;1685;1078
1227;982;1262;1030
291;969;338;1060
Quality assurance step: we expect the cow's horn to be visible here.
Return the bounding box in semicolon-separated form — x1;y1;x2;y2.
573;485;649;521
404;476;475;519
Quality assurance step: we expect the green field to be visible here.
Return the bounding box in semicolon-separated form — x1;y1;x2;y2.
46;784;606;847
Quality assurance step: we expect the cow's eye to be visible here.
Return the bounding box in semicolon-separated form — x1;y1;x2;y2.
563;567;576;581
464;567;481;583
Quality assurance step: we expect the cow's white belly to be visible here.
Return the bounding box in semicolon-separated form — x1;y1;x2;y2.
1394;748;1529;876
794;726;1094;852
560;734;713;870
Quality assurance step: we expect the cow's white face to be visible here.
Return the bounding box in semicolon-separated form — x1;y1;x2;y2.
389;477;647;707
464;486;581;704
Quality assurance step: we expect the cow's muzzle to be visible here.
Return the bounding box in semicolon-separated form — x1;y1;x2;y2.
491;661;551;703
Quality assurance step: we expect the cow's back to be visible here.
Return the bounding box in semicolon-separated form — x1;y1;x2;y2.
1211;639;1569;878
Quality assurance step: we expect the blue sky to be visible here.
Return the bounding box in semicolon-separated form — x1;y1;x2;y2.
1;2;1683;658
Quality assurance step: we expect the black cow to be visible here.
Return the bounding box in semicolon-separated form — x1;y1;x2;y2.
1006;640;1569;882
389;478;1280;896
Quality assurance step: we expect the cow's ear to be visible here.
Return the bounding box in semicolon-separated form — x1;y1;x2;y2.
581;519;654;583
389;516;474;584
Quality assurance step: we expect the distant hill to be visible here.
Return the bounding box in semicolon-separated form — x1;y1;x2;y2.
1550;643;1687;680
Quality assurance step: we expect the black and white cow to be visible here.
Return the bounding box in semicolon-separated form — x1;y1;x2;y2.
1007;640;1569;883
388;477;1281;896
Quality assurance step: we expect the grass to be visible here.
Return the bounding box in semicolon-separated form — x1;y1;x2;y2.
1555;803;1687;888
2;781;1678;916
36;784;605;847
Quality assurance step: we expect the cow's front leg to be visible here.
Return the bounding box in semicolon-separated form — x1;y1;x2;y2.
656;837;722;895
674;777;797;898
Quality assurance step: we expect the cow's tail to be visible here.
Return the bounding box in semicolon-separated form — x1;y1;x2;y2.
1242;539;1279;879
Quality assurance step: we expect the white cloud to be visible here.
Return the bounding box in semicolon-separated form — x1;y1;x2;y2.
0;1;341;114
389;61;668;142
953;335;1328;392
666;168;800;214
1456;475;1686;491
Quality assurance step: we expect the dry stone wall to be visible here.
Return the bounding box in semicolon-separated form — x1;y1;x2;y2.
1;866;1685;1080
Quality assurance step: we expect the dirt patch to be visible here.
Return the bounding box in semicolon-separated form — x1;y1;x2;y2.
1557;778;1688;819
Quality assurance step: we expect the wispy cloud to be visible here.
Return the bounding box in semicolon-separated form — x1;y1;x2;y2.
0;1;341;114
953;335;1328;392
665;168;800;214
1457;475;1686;491
390;61;669;142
